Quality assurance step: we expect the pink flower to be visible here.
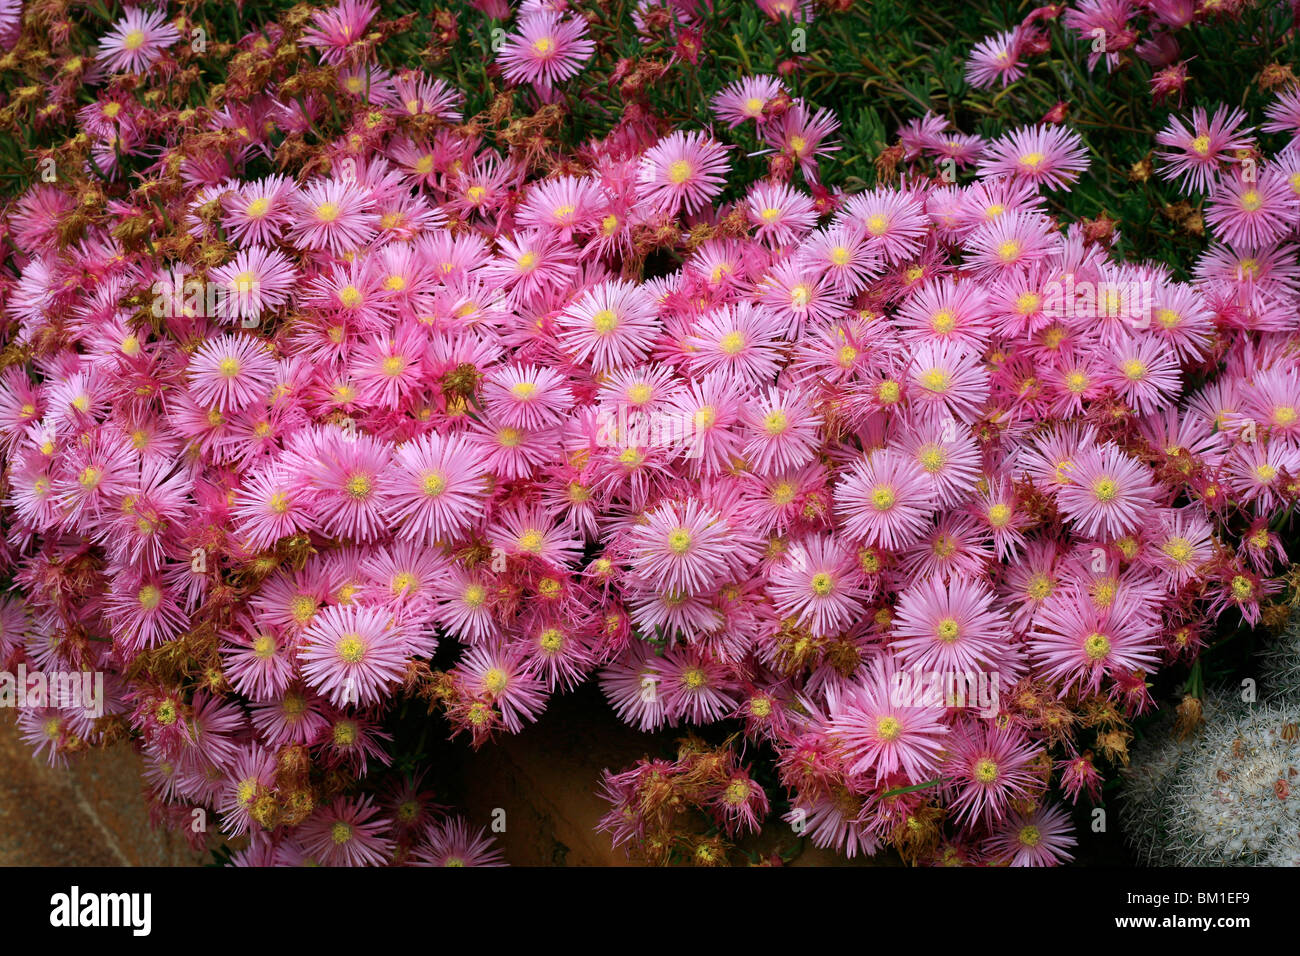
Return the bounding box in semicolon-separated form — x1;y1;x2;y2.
826;662;949;783
978;124;1090;190
836;450;938;551
299;795;395;866
300;603;412;707
983;802;1077;866
965;29;1028;89
96;8;179;75
767;534;867;637
1055;443;1158;540
498;12;595;90
636;131;731;217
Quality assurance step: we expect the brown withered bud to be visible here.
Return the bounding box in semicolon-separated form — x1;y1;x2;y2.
875;142;905;182
1129;157;1153;182
1174;694;1205;740
1095;728;1132;766
1258;63;1297;92
1081;212;1117;246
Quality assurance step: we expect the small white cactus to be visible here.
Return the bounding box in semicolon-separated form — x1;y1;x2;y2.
1121;612;1300;867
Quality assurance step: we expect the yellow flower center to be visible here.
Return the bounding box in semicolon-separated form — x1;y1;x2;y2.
345;473;372;499
1083;632;1111;661
138;585;162;610
718;331;746;355
1027;574;1052;601
1092;477;1118;501
1162;537;1193;563
920;368;951;392
337;634;365;663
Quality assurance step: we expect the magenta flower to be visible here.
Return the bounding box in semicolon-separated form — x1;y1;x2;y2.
96;8;179;75
498;12;595;90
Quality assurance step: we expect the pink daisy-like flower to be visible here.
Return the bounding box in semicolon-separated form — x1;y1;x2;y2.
684;302;783;387
232;464;318;552
1263;86;1300;144
712;75;785;127
1102;336;1181;415
891;576;1011;675
1147;507;1215;589
497;12;595;90
658;647;741;725
488;503;584;568
457;641;548;733
636;131;731;217
906;340;991;425
220;620;296;702
186;334;277;413
983;802;1077;867
1155;105;1255;194
300;603;411;708
289;176;378;255
838;187;928;264
896;277;993;348
767;534;867;637
1055;442;1158;540
1204;166;1299;248
628;498;736;596
741;386;822;474
836;450;938;551
799;223;881;295
96;7;180;75
746;181;819;247
295;429;394;542
978;124;1090;190
964;209;1057;277
413;816;506;867
965;29;1027;89
209;246;297;324
826;662;949;783
298;795;395;867
764;100;840;183
482;363;573;430
1029;586;1161;693
383;431;487;544
223;174;296;247
301;0;378;65
944;721;1043;826
557;279;660;372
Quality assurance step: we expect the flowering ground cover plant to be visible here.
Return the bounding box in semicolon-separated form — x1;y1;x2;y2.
0;0;1296;868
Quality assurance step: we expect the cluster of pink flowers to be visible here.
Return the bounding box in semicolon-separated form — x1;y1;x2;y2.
0;0;1295;866
963;1;1300;108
